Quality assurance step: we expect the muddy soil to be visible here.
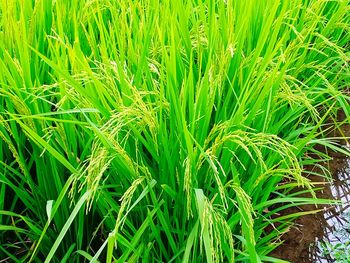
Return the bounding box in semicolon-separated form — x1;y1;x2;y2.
270;117;350;263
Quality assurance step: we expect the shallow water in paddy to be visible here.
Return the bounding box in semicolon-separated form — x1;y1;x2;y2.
270;124;350;262
309;158;350;262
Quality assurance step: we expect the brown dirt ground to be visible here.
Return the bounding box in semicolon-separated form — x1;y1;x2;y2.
269;113;350;263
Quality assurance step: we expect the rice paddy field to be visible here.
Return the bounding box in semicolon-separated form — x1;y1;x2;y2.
0;0;350;262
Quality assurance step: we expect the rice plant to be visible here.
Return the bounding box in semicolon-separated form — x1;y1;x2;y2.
0;0;349;262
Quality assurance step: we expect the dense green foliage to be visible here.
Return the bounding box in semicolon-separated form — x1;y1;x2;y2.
0;0;349;262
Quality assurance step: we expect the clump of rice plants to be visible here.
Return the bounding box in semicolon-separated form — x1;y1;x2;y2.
0;0;349;262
